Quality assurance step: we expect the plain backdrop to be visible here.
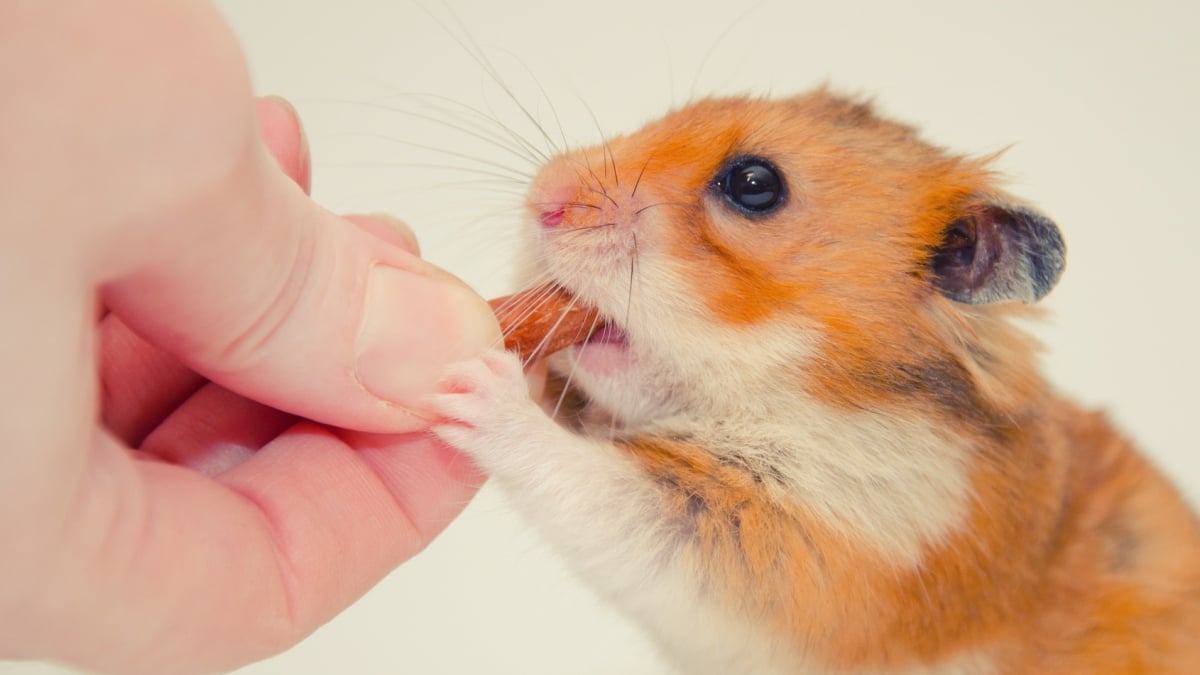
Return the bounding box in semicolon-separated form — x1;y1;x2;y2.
6;1;1197;674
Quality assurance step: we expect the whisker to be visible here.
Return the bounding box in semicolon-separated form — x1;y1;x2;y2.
551;221;619;236
630;158;652;199
369;88;550;168
496;278;562;325
321;183;526;209
312;98;541;170
528;201;603;212
517;291;583;370
626;231;638;332
564;135;622;213
635;201;690;216
490;46;572;155
427;183;529;197
334;132;534;180
608;144;619;188
492;280;559;330
322;161;529;184
585;184;622;209
429;2;562;158
572;151;615;209
577;95;620;189
551;307;606;421
476;88;553;166
687;0;765;100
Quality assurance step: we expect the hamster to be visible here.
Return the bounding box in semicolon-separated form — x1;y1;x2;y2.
432;89;1200;674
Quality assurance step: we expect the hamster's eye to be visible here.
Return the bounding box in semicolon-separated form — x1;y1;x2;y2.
716;157;784;214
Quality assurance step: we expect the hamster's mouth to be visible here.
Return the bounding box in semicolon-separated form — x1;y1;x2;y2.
490;283;600;361
572;321;631;374
488;282;632;375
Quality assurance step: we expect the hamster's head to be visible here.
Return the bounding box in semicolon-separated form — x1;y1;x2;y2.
523;91;1065;428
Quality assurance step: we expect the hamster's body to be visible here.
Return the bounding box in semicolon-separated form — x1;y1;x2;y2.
433;91;1200;674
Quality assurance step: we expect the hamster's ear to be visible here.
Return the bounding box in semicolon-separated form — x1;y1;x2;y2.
930;201;1066;304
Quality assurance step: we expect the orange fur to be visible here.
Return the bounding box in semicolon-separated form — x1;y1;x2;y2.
517;90;1200;672
619;407;1200;672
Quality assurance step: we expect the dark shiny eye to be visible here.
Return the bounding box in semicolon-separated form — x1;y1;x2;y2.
717;157;784;214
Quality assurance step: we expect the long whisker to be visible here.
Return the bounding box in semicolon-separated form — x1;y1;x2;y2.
528;201;604;213
626;231;638;332
424;181;529;196
517;292;585;370
551;221;620;236
429;2;562;158
492;281;560;340
322;160;529;184
326;181;528;208
572;152;619;210
335;132;534;180
687;0;765;100
313;98;541;170
551;307;606;421
567;98;622;210
367;89;549;168
578;96;620;189
491;46;572;155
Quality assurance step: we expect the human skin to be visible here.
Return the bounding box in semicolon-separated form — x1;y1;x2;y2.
0;1;502;673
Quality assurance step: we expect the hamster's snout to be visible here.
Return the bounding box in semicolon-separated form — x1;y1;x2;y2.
527;150;652;233
539;206;566;228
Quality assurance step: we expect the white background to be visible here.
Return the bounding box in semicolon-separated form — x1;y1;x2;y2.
7;1;1198;673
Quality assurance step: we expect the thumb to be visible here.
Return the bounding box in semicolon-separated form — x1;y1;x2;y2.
102;140;499;433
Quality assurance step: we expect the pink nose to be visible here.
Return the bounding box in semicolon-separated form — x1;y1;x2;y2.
540;207;566;228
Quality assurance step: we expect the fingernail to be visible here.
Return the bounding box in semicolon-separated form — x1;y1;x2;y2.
348;212;420;256
355;265;500;409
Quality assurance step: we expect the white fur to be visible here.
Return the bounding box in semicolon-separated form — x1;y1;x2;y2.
432;349;986;674
536;197;973;565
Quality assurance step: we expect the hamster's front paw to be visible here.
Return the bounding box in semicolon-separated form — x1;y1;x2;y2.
431;348;553;470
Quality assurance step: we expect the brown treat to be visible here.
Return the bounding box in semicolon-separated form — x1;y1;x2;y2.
489;284;602;360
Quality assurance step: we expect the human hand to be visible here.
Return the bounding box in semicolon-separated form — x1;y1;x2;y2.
0;2;498;673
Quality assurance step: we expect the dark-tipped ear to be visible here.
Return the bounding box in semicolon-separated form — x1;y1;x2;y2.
931;201;1066;304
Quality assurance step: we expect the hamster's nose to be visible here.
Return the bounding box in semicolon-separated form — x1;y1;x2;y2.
539;207;566;228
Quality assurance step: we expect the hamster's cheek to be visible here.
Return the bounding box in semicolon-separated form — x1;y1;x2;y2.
571;337;632;378
559;351;677;426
